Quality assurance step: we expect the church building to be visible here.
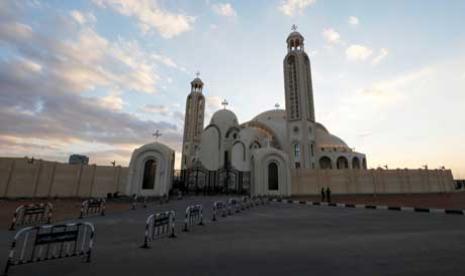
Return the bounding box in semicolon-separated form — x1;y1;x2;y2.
125;27;455;197
177;28;366;196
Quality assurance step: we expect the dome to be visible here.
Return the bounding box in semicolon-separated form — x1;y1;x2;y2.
252;109;286;122
286;31;304;43
315;123;349;149
191;77;203;86
210;109;238;128
245;109;288;150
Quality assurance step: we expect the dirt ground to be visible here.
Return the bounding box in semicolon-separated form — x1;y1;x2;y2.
0;198;132;229
294;192;465;209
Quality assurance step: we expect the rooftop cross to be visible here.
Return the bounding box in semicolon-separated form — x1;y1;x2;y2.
195;71;200;78
291;24;297;31
152;130;162;141
221;99;229;109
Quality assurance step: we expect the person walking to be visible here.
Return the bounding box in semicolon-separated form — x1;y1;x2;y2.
325;187;331;203
321;187;326;202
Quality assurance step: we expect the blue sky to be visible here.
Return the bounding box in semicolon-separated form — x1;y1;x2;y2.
1;0;464;177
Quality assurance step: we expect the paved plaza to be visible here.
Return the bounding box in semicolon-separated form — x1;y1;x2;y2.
1;196;464;276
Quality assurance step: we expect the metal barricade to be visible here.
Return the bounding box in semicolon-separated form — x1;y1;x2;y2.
3;222;95;276
141;211;176;248
183;205;204;232
227;198;241;215
79;198;105;218
9;203;53;231
131;195;147;210
212;201;227;221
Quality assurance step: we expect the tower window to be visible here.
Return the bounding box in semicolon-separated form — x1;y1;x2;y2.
294;143;301;160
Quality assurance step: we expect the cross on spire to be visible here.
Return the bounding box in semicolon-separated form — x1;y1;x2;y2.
291;24;297;31
195;71;200;78
152;129;162;141
221;99;228;109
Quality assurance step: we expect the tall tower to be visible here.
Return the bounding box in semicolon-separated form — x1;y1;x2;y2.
181;75;205;170
283;26;316;169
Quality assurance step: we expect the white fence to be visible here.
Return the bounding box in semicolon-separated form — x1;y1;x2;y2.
9;203;53;231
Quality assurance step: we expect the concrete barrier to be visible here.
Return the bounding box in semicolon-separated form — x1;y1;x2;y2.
3;222;95;275
9;203;53;231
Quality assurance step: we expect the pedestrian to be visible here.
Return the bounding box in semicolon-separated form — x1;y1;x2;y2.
325;187;331;203
321;187;325;202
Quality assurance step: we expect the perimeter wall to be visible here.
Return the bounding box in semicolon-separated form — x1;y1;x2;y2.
0;158;128;198
291;168;455;195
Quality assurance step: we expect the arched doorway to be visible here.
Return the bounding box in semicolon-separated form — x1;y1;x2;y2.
352;157;361;169
268;162;279;191
319;156;332;169
142;159;157;189
336;156;349;170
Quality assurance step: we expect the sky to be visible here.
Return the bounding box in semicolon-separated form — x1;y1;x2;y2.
0;0;464;178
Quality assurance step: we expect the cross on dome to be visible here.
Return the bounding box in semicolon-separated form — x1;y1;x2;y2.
195;71;200;78
291;24;297;31
221;99;229;109
152;130;162;140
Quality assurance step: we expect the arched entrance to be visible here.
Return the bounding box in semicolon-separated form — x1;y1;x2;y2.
268;162;279;190
142;159;157;189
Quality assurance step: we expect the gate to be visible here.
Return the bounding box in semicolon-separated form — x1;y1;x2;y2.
9;203;53;231
3;222;95;275
141;211;176;248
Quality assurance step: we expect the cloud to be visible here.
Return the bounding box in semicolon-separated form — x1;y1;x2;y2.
372;48;389;65
322;28;341;44
345;44;373;61
278;0;316;16
140;104;169;115
212;3;237;17
92;0;195;38
70;10;96;25
348;16;359;26
151;53;178;68
206;95;224;110
0;11;184;164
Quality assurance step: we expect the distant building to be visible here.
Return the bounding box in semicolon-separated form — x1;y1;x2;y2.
69;154;89;165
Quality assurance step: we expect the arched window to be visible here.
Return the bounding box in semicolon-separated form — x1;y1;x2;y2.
319;156;332;169
336;156;349;170
142;159;157;189
268;162;279;191
362;158;367;169
352;157;361;169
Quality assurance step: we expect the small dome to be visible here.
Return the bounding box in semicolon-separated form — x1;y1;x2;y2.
210;109;238;127
286;31;304;43
191;77;203;86
315;123;349;149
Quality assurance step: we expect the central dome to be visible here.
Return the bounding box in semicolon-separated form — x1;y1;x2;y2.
210;109;238;127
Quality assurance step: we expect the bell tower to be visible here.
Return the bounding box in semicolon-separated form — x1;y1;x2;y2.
283;25;316;169
181;73;205;170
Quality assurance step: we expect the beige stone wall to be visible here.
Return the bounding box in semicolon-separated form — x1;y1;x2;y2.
291;168;455;195
0;158;128;198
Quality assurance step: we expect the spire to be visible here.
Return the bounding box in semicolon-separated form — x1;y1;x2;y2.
191;71;203;92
